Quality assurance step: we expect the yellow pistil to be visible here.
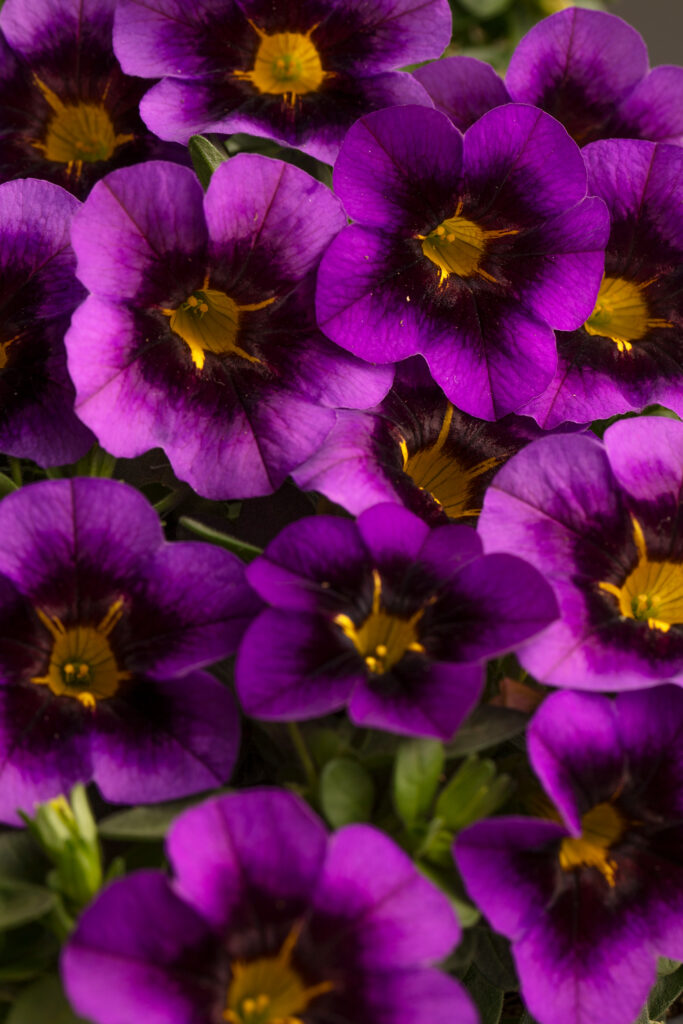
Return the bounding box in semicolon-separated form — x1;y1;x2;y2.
31;599;131;708
598;517;683;633
235;22;328;103
223;923;333;1024
0;332;22;370
559;802;624;887
334;568;425;674
30;77;133;174
417;199;518;286
160;278;274;371
584;275;672;354
400;404;499;518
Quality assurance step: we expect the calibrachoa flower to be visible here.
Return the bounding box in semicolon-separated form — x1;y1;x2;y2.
414;9;683;147
316;103;609;420
0;0;187;199
112;0;449;164
478;415;683;691
0;177;94;466
293;356;561;525
455;686;683;1024
522;139;683;427
0;477;258;824
235;504;558;738
66;157;391;499
62;788;477;1024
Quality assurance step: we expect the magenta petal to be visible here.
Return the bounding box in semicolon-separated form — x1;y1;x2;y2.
91;672;240;804
204;154;347;289
62;871;215;1024
349;660;483;740
333;105;462;232
527;691;622;833
603;416;683;507
414;56;509;133
616;65;683;145
71;162;207;304
361;968;478;1024
506;9;648;112
356;503;429;563
315;824;460;966
167;789;328;932
235;609;359;719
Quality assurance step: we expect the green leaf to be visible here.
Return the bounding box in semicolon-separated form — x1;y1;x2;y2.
457;0;511;18
178;517;263;561
0;832;47;884
648;964;683;1020
473;928;518;991
463;963;504;1024
98;792;226;841
0;928;59;985
0;879;55;931
393;738;444;827
6;974;90;1024
319;758;375;828
446;706;528;757
656;956;681;976
416;862;480;928
188;134;230;189
435;755;496;829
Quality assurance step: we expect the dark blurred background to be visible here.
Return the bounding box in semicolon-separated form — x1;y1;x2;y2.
615;0;680;65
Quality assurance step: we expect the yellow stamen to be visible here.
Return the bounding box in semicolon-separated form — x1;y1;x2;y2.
334;568;426;674
30;76;133;168
160;277;273;371
0;332;23;370
417;199;517;286
598;517;683;632
559;802;624;887
31;600;130;706
399;404;500;518
224;920;333;1024
584;275;672;353
235;22;328;103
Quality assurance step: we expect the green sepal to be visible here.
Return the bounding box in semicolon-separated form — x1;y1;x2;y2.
0;880;55;932
462;963;504;1024
473;927;519;991
98;791;230;841
392;738;444;828
189;134;230;189
319;757;375;828
446;706;528;757
6;974;90;1024
647;963;683;1021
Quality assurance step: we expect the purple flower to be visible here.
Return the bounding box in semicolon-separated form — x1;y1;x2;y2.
414;9;683;148
478;415;683;691
65;157;391;499
522;139;683;427
235;504;558;739
316;103;609;420
455;686;683;1024
294;356;565;525
62;788;476;1024
0;477;258;824
0;177;94;466
0;0;188;199
112;0;449;164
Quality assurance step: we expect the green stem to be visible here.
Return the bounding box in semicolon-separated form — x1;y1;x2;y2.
179;516;263;562
153;487;189;518
288;722;318;797
8;457;22;488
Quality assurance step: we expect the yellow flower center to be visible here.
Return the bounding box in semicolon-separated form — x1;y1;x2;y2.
334;569;426;674
559;802;624;887
31;600;131;708
399;404;499;519
0;332;21;370
160;280;274;371
584;275;672;353
223;924;333;1024
418;200;517;287
235;23;328;101
30;77;133;171
599;517;683;633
